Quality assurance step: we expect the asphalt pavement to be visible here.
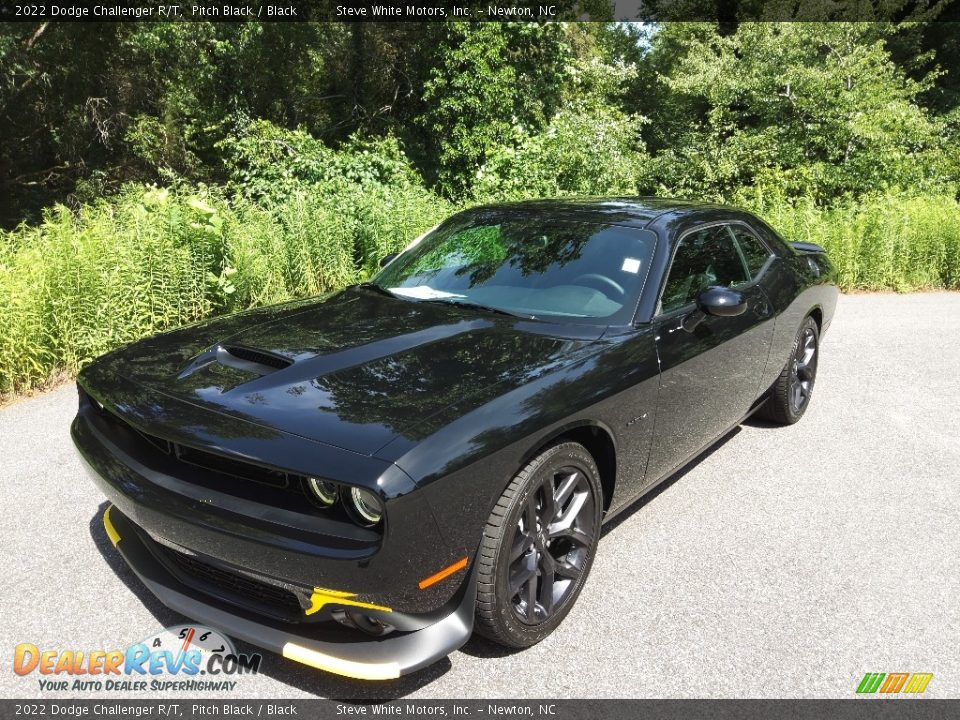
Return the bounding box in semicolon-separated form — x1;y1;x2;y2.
2;293;958;699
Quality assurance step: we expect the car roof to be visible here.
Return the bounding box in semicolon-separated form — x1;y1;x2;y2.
465;196;737;229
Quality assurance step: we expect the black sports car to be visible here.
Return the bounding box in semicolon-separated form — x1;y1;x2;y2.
72;198;837;680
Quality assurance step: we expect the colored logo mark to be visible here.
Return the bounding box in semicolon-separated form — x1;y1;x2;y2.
856;672;933;694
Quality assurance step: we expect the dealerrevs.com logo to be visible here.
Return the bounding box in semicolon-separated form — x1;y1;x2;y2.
14;625;262;693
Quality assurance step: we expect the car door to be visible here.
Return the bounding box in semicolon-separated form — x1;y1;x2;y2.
643;222;775;485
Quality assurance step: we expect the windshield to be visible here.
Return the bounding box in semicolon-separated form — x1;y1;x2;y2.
372;212;657;325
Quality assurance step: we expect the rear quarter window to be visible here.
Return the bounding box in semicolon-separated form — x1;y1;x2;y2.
730;226;773;278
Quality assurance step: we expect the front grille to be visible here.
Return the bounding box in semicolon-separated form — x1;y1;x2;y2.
138;431;173;455
173;443;290;489
159;544;304;619
81;387;379;533
129;425;294;490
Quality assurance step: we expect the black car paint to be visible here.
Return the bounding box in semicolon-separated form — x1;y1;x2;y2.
72;198;838;674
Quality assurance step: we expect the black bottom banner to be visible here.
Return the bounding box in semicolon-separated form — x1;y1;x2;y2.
2;699;957;720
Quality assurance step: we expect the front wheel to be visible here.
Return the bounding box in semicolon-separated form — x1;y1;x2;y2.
474;442;603;648
759;316;820;425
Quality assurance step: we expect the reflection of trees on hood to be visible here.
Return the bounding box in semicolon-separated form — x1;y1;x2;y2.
314;329;576;440
84;369;286;445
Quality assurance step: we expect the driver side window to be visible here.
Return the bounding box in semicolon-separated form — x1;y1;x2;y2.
660;225;749;313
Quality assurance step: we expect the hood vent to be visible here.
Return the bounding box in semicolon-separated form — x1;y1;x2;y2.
176;344;293;380
216;345;292;376
222;345;292;370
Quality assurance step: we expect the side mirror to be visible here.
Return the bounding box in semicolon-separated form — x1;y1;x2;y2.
682;286;747;331
379;253;398;268
697;286;747;317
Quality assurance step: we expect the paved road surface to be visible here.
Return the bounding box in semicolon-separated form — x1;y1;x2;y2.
2;293;958;699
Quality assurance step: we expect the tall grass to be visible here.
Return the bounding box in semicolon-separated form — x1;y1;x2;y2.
0;189;215;395
1;186;957;398
0;183;450;396
756;194;960;291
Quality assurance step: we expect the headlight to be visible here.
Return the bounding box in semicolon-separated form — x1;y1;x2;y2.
306;477;338;507
303;478;384;527
346;487;383;527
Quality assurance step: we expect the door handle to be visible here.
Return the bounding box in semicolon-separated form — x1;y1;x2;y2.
754;295;772;317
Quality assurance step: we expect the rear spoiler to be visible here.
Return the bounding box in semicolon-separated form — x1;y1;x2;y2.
789;241;826;255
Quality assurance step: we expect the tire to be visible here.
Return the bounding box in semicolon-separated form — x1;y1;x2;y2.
474;442;603;648
759;316;820;425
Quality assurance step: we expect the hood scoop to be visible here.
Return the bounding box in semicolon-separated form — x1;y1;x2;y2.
178;344;292;380
219;345;292;372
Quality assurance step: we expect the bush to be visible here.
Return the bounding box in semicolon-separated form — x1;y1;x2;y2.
472;56;649;202
223;183;451;305
218;120;422;205
474;105;647;201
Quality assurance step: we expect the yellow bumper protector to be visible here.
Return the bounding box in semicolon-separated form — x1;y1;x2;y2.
281;642;400;680
103;506;121;546
304;587;392;616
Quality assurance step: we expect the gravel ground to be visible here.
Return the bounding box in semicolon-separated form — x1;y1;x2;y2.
2;293;958;699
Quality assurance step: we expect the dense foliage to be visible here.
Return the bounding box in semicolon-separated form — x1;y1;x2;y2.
2;20;959;395
641;23;957;201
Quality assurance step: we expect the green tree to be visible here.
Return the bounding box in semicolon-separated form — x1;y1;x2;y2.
638;22;958;202
475;55;649;199
416;23;571;198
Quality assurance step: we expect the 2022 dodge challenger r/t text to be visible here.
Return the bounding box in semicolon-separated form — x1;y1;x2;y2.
72;198;837;680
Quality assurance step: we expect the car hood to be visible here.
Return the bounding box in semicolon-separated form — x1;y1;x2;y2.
94;287;603;455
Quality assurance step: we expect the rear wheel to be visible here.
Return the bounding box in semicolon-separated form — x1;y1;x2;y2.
475;442;602;648
760;316;819;424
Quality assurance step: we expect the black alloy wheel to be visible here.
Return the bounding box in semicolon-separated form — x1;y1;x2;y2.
789;325;818;412
475;442;603;648
760;315;820;425
508;465;596;624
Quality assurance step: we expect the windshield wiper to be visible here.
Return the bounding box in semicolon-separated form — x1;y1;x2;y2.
356;284;534;319
420;298;535;320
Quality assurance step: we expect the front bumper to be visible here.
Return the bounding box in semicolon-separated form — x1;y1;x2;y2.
102;505;477;679
70;384;471;614
70;380;480;678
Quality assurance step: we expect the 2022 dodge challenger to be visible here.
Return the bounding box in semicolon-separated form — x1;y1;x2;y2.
72;198;837;680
